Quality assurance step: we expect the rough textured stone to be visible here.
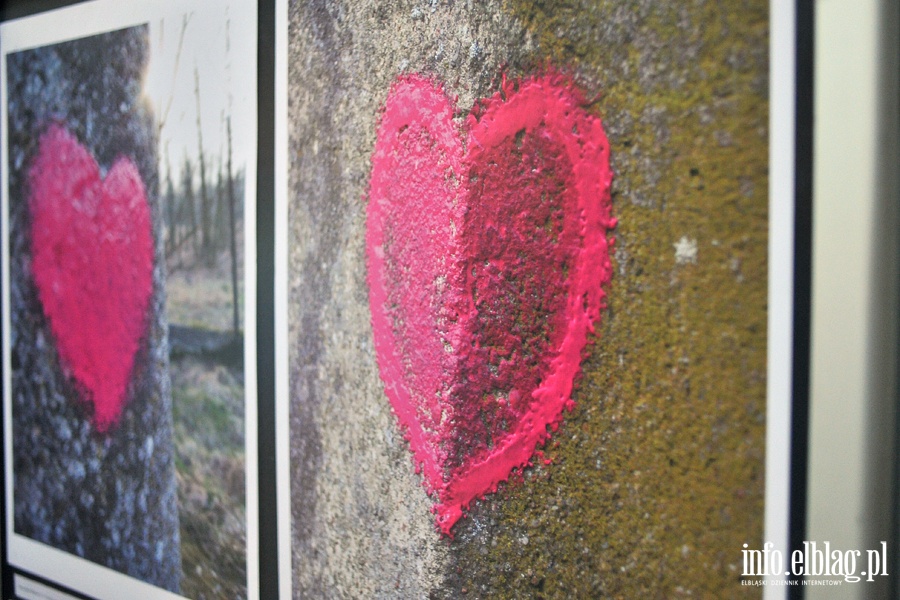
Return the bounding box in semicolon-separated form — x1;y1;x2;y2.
7;27;181;592
288;1;767;597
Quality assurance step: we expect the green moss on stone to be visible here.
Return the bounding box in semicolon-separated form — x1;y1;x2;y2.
449;2;768;597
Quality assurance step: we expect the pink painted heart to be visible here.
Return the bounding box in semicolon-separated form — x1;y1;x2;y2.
366;72;615;534
29;124;154;432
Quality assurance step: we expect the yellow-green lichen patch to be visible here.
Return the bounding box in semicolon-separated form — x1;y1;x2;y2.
448;1;767;597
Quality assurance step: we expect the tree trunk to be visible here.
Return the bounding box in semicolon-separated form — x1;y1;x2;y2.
7;25;181;593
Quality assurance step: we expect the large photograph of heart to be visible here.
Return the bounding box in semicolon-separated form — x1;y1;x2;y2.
286;1;768;597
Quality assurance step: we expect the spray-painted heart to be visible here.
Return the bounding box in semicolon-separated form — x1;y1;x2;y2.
366;72;614;534
29;124;154;432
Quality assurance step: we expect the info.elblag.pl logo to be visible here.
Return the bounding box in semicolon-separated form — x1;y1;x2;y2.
742;541;889;583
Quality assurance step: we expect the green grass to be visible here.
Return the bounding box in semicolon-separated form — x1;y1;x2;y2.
170;354;246;599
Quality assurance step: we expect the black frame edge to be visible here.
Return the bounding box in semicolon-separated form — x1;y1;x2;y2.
787;0;814;597
256;0;278;598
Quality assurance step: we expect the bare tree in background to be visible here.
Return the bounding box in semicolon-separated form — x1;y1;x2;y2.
164;145;176;256
226;115;239;335
180;154;198;264
224;16;240;335
194;66;214;266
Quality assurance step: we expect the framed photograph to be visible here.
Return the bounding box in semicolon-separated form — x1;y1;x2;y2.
1;0;259;598
276;1;811;598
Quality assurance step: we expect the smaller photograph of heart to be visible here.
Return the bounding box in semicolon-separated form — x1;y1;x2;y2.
4;25;184;596
2;3;257;599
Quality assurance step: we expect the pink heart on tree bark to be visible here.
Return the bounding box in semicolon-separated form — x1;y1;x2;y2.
366;72;615;535
29;124;154;432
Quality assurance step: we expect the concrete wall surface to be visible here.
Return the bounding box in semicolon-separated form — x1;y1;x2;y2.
287;1;768;597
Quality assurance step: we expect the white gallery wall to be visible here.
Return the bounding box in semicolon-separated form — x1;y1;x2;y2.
807;0;900;598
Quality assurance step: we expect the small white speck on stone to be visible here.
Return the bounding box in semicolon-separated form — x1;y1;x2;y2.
674;236;698;265
615;246;628;277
